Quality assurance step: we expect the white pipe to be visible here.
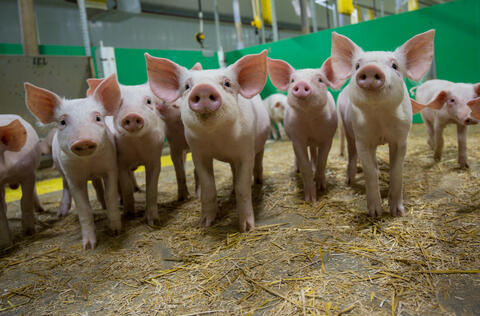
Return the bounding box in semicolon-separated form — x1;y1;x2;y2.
270;0;279;41
232;0;244;49
213;0;225;68
77;0;91;56
310;0;318;32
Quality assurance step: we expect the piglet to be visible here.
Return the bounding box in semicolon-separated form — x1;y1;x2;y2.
267;57;342;202
263;93;288;140
332;30;435;217
414;80;480;168
25;74;122;249
145;51;270;231
87;78;165;225
0;116;43;249
154;62;203;201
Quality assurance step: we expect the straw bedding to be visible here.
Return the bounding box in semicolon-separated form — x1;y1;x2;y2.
1;124;479;315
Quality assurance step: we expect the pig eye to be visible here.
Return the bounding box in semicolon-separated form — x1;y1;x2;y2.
318;78;323;83
60;119;66;126
449;98;455;103
224;80;231;88
96;116;102;122
146;98;152;105
185;83;190;90
355;63;360;70
291;78;295;83
392;63;398;70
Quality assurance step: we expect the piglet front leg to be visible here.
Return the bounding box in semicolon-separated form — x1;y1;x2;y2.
457;124;469;169
356;141;383;217
315;141;332;192
170;146;189;201
70;180;97;250
292;141;316;202
233;158;255;232
194;154;219;227
20;173;36;235
0;188;13;249
433;122;445;162
103;170;122;234
388;142;407;217
58;176;72;217
119;167;136;217
145;162;161;226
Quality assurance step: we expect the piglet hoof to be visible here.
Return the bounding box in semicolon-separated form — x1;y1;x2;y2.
146;212;161;227
82;233;97;250
390;204;406;217
36;206;45;213
134;185;141;193
195;187;201;199
23;226;36;236
57;204;70;217
239;217;255;232
459;160;470;169
304;191;317;203
433;153;442;162
177;189;189;202
108;221;122;235
368;204;383;217
198;213;216;228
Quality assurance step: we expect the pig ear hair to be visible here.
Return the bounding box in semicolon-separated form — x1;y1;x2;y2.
467;97;480;120
231;50;268;98
191;62;203;71
267;57;294;92
93;74;121;116
24;82;62;124
395;29;435;81
145;53;186;104
0;119;27;152
410;90;447;114
319;57;347;90
331;32;362;80
473;83;480;97
86;78;104;97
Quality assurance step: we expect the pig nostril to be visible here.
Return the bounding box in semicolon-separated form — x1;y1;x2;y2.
194;96;200;102
209;95;215;101
136;119;141;124
360;74;367;80
125;120;130;125
88;145;95;149
375;74;381;80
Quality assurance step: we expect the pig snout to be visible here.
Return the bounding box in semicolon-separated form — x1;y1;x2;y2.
121;113;145;132
71;139;98;156
291;81;312;99
356;65;385;90
188;84;222;114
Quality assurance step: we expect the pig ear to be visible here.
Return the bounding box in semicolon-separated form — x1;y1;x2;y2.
191;62;203;71
93;74;121;115
267;57;294;91
145;53;186;104
395;30;435;81
331;32;362;80
410;90;448;114
0;120;27;152
473;83;480;98
319;57;346;90
24;82;62;124
467;97;480;120
231;50;268;98
86;78;104;97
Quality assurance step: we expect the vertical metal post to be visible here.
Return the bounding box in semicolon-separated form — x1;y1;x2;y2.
333;1;338;28
232;0;244;49
300;0;310;34
270;0;279;41
310;0;318;32
326;1;331;29
17;0;39;56
258;0;266;44
395;0;402;12
372;0;376;18
213;0;225;67
380;0;384;16
77;0;91;56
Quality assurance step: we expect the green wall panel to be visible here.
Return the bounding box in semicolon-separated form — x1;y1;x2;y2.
114;48;219;85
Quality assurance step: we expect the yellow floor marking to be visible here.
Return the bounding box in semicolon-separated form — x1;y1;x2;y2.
5;153;192;203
